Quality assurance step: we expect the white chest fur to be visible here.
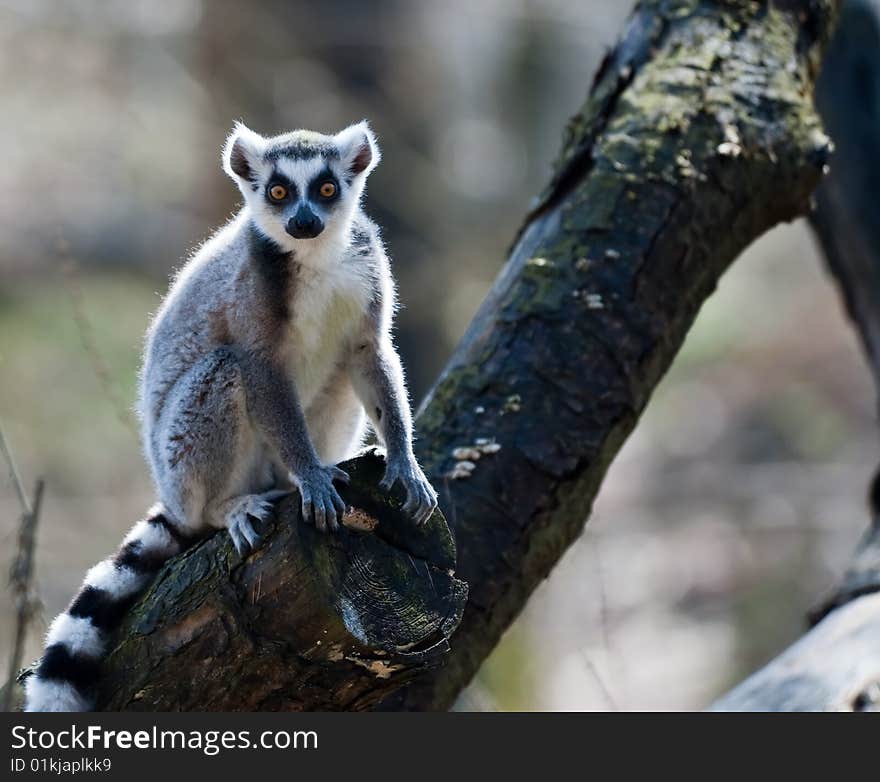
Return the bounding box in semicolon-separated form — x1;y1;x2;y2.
282;263;369;406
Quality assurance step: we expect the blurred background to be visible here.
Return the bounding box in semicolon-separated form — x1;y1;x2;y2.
0;0;875;710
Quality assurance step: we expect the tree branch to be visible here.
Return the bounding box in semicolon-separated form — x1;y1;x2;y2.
712;0;880;712
389;0;839;710
810;0;880;620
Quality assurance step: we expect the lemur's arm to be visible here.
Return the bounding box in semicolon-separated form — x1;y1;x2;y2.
351;334;411;455
349;309;437;525
235;349;349;531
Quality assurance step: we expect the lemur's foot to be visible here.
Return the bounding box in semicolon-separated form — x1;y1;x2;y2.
381;455;438;526
226;492;284;554
296;465;349;533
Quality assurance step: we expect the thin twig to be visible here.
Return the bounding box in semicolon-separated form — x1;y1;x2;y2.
0;426;31;515
581;650;619;712
592;533;613;660
2;476;44;712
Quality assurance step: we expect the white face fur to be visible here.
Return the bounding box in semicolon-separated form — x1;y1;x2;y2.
222;121;380;263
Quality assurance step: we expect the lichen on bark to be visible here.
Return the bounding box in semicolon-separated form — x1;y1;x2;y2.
392;0;839;711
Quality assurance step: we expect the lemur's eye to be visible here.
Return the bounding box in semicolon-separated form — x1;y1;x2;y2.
268;184;288;202
319;181;337;199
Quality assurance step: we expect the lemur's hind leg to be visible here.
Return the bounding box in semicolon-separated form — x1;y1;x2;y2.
153;347;284;553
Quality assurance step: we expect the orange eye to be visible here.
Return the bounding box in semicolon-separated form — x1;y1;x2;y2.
319;181;337;198
268;184;287;201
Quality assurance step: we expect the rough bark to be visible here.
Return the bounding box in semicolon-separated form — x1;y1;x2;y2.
97;450;466;711
712;0;880;712
388;0;839;710
21;0;839;711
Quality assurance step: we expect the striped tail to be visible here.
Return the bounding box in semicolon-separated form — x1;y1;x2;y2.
23;507;191;712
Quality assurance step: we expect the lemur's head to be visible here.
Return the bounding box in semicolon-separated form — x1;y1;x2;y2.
222;121;380;253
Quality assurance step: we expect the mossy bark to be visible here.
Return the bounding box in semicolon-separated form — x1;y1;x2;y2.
387;0;839;710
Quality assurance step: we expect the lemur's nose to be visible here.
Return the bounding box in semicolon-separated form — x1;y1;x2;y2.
287;206;324;239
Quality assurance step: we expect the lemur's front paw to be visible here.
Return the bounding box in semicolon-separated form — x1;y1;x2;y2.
381;456;438;526
296;465;350;533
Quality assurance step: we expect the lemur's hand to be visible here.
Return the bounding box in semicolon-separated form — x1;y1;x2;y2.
381;454;438;526
295;464;350;533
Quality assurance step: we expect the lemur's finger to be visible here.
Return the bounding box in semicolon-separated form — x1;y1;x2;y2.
420;481;438;523
414;492;430;524
229;525;246;554
380;464;399;490
325;499;340;533
241;519;261;549
412;500;425;525
300;491;314;524
314;500;327;533
416;492;432;525
331;467;351;484
402;486;419;515
331;491;347;519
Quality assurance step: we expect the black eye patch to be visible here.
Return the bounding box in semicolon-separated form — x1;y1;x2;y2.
264;171;297;205
308;168;340;202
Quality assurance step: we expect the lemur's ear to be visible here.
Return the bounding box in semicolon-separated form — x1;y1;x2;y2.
222;122;266;185
335;121;380;178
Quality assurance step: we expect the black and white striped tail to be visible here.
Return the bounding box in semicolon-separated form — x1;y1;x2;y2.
24;506;191;712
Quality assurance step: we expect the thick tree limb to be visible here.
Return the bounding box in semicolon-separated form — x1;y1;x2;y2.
712;0;880;712
388;0;839;710
96;450;466;711
23;0;839;711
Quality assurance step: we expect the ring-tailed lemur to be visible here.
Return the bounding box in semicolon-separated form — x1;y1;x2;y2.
24;121;438;712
